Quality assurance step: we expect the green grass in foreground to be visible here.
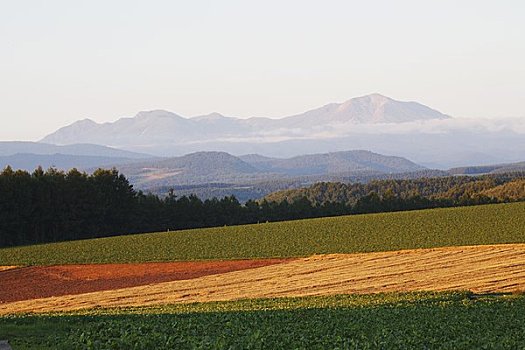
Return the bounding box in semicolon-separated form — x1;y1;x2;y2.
1;202;524;265
1;292;525;349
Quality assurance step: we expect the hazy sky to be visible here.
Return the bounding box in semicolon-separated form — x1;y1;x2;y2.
1;0;524;140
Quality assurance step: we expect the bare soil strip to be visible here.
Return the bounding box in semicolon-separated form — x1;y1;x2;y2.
0;259;291;303
2;244;525;315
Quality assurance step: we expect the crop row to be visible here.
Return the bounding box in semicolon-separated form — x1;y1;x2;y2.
2;292;525;349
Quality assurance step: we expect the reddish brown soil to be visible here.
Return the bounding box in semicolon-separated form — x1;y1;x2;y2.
0;259;292;303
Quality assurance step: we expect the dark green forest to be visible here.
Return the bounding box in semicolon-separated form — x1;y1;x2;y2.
0;166;524;247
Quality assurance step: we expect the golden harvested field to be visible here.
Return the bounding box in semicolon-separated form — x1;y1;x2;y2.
2;243;525;315
0;266;17;272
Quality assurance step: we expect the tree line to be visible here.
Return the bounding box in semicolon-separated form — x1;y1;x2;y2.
0;166;524;247
264;174;525;206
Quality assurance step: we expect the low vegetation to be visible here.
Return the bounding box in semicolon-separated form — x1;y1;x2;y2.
2;292;525;349
1;201;523;265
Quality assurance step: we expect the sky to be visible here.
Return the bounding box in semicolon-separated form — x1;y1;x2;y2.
1;0;524;141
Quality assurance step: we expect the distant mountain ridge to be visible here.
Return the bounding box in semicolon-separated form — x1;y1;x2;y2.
0;142;150;159
34;94;525;168
40;94;449;151
0;142;153;172
0;153;137;172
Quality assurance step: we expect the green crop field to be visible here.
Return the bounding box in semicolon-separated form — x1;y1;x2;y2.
2;292;525;349
1;202;524;265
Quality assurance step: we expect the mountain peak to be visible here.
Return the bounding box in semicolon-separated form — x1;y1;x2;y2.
191;112;228;121
339;93;390;106
334;94;393;120
74;118;98;125
279;94;449;126
134;110;184;120
360;93;390;100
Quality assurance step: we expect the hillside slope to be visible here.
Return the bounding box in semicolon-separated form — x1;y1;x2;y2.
0;202;522;265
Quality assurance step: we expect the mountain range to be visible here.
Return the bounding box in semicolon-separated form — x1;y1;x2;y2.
42;94;449;148
38;94;525;168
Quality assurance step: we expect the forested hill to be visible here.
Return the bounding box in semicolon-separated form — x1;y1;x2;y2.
239;150;424;175
263;173;525;206
115;150;426;190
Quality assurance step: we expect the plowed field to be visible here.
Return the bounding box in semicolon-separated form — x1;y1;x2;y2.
0;258;291;304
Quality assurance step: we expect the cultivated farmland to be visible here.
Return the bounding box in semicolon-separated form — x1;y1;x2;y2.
2;293;525;349
2;244;525;314
2;202;525;349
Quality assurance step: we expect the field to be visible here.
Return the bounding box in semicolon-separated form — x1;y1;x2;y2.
2;202;525;348
2;244;525;315
2;293;525;349
0;202;524;265
0;259;291;304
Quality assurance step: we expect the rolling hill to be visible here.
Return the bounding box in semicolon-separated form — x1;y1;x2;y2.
1;201;523;264
112;150;426;189
449;161;525;175
240;150;424;175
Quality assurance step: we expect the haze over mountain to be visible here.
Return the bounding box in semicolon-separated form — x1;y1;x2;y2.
0;153;140;172
0;142;152;172
0;142;150;159
40;94;525;168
